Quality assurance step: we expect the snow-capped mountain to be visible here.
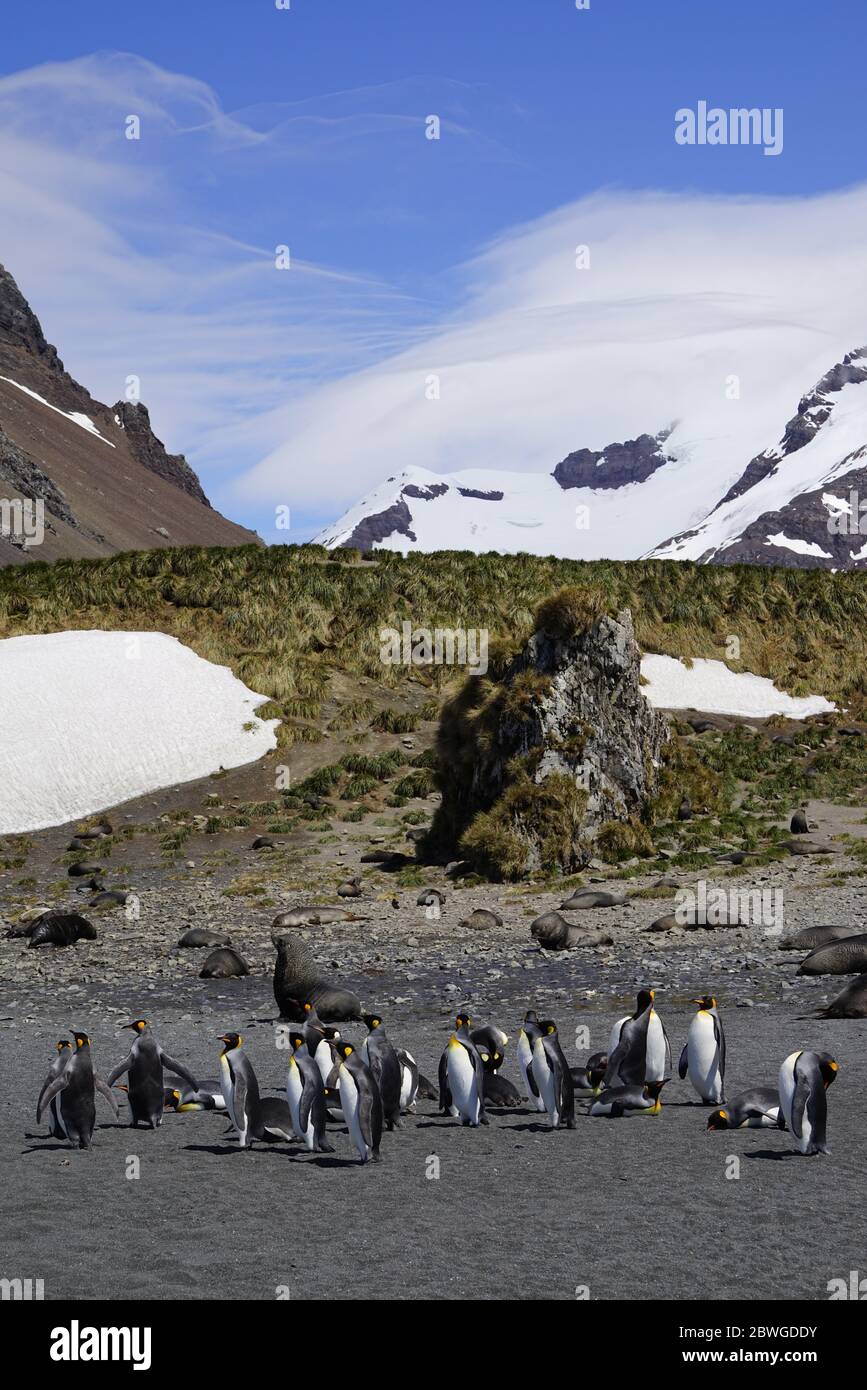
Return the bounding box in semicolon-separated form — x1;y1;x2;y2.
316;347;867;569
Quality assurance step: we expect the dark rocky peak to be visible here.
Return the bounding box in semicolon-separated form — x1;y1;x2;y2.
0;263;64;373
714;346;867;511
553;427;674;492
112;400;210;507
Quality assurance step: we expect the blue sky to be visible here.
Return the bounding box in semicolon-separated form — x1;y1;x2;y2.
1;1;866;540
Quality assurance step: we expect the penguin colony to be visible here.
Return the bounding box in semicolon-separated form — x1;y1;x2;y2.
35;990;839;1159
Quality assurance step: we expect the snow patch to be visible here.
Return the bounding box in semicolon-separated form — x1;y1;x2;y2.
0;631;279;833
765;532;832;559
0;376;116;447
640;654;835;718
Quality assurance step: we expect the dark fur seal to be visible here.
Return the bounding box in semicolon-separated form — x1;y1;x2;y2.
251;836;277;850
781;925;855;952
199;947;250;978
459;908;503;930
790;809;809;834
67;862;104;878
336;877;362;898
178;927;232;948
531;911;612;950
560;890;625;910
818;974;867;1018
798;935;867;976
89;890;129;907
27;913;97;949
273;936;361;1021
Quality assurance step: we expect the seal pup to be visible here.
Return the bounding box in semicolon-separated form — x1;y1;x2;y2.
27;913;97;949
200;947;250;979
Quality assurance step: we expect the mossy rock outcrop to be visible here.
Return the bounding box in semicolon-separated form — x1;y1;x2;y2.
426;590;670;878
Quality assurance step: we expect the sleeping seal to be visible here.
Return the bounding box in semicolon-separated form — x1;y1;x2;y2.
559;890;626;910
798;934;867;976
273;936;361;1022
531;911;613;951
199;947;250;978
178;928;232;948
818;974;867;1018
780;925;856;952
27;913;97;949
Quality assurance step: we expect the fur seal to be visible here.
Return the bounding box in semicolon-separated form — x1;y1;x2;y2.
531;911;612;951
790;809;809;834
798;934;867;976
785;838;834;856
251;836;277;850
67;862;104;878
459;908;503;931
818;974;867;1018
89;890;129;907
199;947;250;978
273;936;361;1021
559;890;625;910
336;877;362;898
780;925;855;952
677;797;692;821
27;912;97;949
178;927;232;948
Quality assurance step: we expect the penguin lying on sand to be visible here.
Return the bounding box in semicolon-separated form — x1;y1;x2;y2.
707;1087;780;1130
590;1080;667;1117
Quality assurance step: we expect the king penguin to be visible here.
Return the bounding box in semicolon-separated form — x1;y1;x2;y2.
336;1041;383;1162
361;1014;402;1130
445;1018;489;1127
679;996;726;1104
218;1033;264;1148
531;1019;575;1129
517;1011;545;1112
590;1080;667;1117
778;1050;838;1155
286;1031;333;1152
36;1040;73;1139
107;1019;199;1129
36;1031;118;1149
707;1087;780;1131
395;1047;420;1113
608;990;670;1084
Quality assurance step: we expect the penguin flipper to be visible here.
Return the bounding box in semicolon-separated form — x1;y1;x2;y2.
36;1072;68;1122
106;1053;134;1088
712;1013;726;1091
160;1053;199;1091
437;1049;452;1113
663;1024;672;1080
298;1080;316;1137
359;1081;383;1157
677;1043;688;1080
790;1067;811;1140
94;1074;120;1117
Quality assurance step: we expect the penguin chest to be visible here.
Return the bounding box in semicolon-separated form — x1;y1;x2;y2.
446;1043;480;1122
313;1039;332;1087
219;1054;237;1126
688;1014;722;1098
399;1051;416;1110
608;1016;629;1056
286;1061;304;1129
531;1044;558;1120
645;1012;667;1083
339;1069;367;1155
